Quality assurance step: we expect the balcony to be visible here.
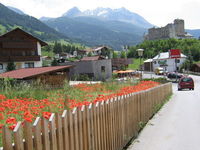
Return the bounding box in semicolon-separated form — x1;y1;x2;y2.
0;55;40;62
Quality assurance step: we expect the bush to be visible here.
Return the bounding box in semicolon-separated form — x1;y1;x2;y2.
142;77;169;83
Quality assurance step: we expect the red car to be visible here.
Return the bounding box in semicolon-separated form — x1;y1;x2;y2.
178;76;194;91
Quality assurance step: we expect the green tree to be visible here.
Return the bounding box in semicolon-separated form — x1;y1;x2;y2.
127;38;200;61
120;51;127;58
113;51;118;58
87;52;92;57
51;58;59;66
6;62;16;71
53;41;62;54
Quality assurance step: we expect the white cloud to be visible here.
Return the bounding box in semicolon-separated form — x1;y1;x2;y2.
0;0;200;28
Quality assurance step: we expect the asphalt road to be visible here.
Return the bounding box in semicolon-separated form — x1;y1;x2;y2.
127;74;200;150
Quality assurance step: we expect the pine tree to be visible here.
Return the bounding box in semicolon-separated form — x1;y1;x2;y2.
6;62;16;72
51;59;59;66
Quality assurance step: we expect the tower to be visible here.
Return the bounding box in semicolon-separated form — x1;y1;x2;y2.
174;19;185;36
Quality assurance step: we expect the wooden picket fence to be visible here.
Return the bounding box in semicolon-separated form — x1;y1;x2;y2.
1;82;172;150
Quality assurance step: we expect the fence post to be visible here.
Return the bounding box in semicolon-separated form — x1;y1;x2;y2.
56;113;64;150
24;121;34;150
33;117;42;150
95;102;101;150
77;107;83;150
13;122;24;150
42;117;50;150
72;108;79;150
2;126;13;150
62;110;70;150
49;113;57;150
81;105;88;150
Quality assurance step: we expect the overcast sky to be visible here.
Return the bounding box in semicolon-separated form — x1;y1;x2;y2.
1;0;200;29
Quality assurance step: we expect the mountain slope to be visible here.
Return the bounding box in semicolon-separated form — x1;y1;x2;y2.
63;7;153;28
44;16;144;49
0;3;68;41
7;6;25;15
186;29;200;38
73;16;147;36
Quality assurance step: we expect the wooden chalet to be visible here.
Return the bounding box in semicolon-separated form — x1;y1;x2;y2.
0;28;47;73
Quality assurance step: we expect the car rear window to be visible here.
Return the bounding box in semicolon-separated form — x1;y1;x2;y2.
181;78;193;82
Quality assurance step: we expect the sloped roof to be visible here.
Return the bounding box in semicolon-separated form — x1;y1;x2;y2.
81;56;105;61
193;63;200;68
153;52;187;60
0;28;47;46
93;46;108;51
144;59;153;63
0;66;73;79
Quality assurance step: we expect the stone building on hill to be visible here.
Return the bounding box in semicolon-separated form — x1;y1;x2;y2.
145;19;193;40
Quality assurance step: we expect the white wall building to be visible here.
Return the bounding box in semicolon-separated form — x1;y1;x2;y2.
152;52;187;72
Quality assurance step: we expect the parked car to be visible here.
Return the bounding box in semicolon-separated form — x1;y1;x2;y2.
167;72;183;79
154;67;164;75
178;76;194;90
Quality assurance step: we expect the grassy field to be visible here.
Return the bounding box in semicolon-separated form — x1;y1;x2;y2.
128;58;144;70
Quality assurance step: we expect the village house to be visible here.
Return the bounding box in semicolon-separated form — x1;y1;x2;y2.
111;58;133;70
60;56;112;81
0;28;47;73
152;52;187;72
191;63;200;73
77;46;110;57
143;59;153;71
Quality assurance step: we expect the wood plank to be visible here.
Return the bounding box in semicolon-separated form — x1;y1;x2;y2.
110;99;114;150
95;102;101;150
77;107;83;150
56;113;64;150
2;126;14;150
62;110;70;150
86;104;92;150
105;100;110;150
42;118;50;150
68;109;75;150
13;122;24;150
33;117;42;150
73;108;79;150
24;121;34;150
81;106;88;150
93;102;98;150
49;113;57;150
100;101;106;150
89;104;95;150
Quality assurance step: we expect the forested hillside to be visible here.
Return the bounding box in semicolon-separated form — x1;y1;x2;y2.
43;16;144;50
0;3;68;41
128;38;200;61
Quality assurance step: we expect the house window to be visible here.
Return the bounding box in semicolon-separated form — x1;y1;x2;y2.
31;51;36;56
0;64;3;70
22;51;26;56
175;59;180;63
25;62;34;68
101;66;105;72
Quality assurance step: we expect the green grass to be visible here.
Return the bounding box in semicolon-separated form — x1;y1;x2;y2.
34;30;44;35
194;61;200;64
42;50;55;57
128;58;144;70
0;24;7;35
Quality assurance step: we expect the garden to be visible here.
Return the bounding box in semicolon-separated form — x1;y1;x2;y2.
0;79;160;146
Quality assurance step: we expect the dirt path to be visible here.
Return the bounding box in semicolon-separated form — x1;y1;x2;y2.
127;75;200;150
